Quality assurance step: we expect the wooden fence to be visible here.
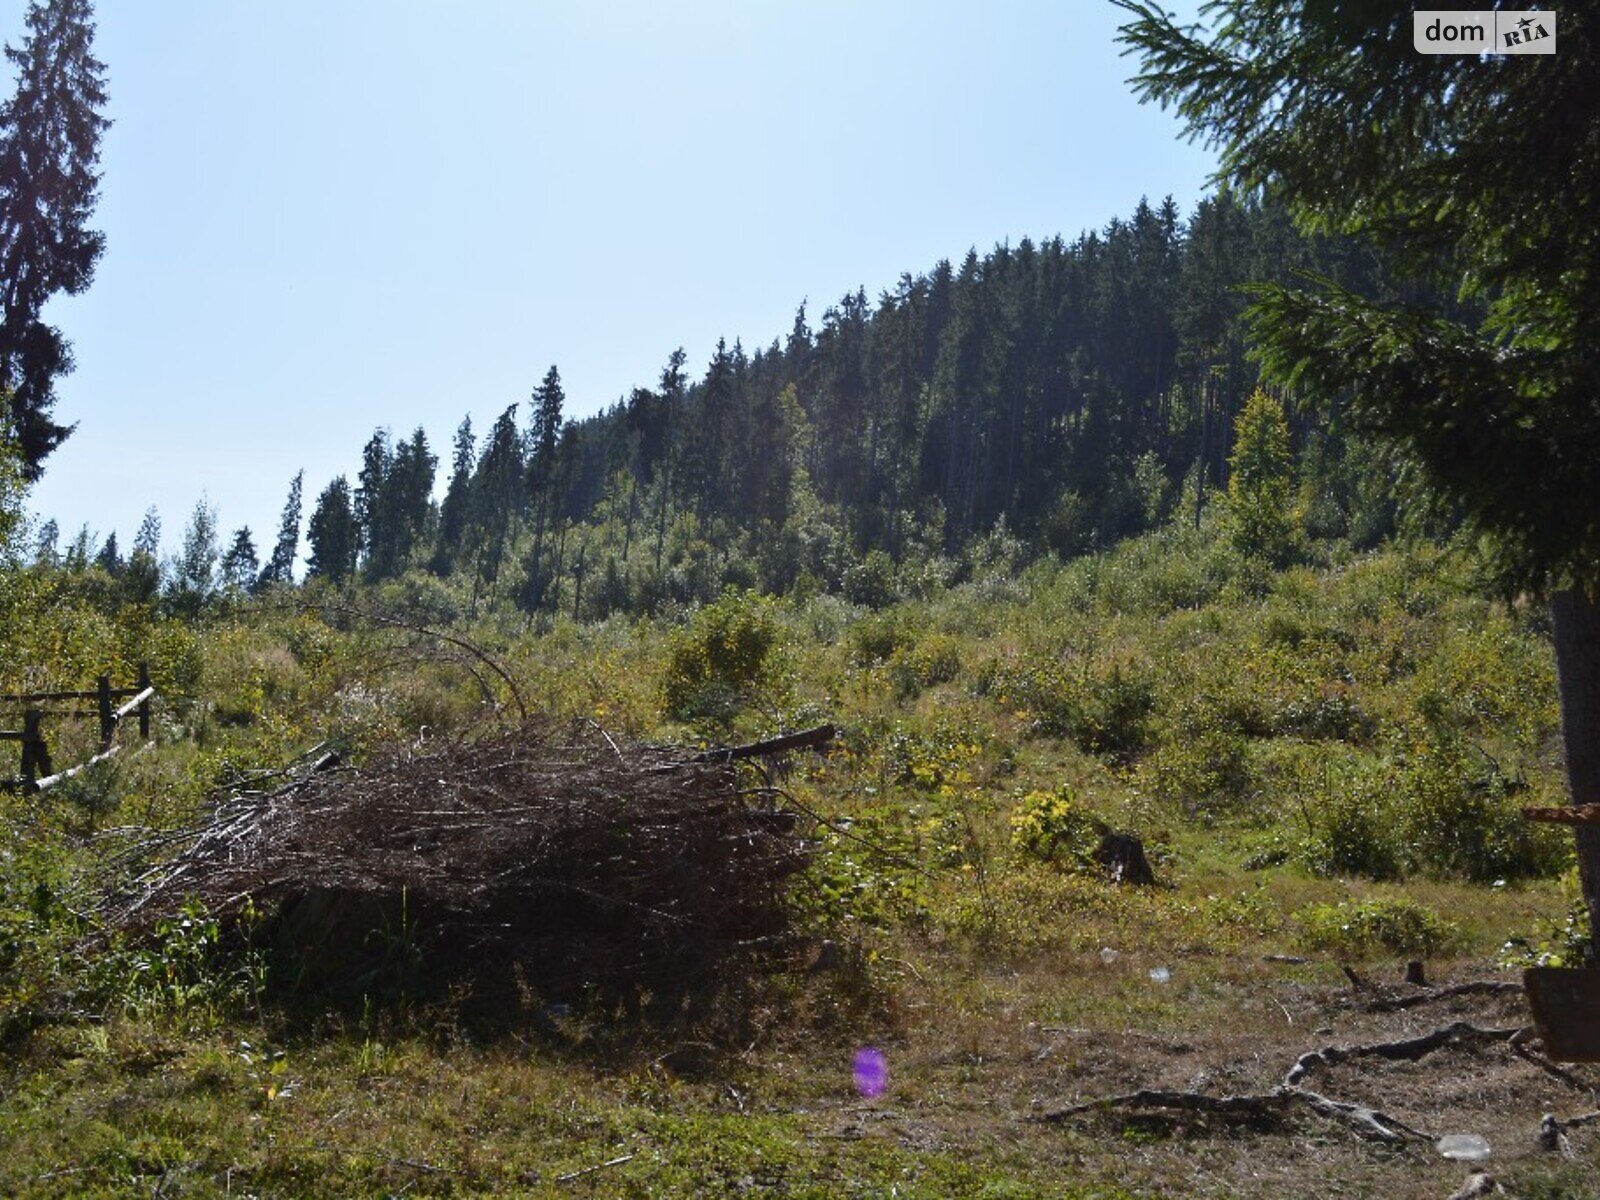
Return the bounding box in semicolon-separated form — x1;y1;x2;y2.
1;663;156;793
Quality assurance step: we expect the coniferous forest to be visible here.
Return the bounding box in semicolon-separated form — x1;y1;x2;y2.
74;191;1444;619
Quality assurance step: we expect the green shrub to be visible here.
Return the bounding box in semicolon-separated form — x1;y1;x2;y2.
1502;869;1594;968
848;611;914;666
1009;786;1101;869
1397;738;1566;882
842;549;899;608
1145;728;1252;815
1304;777;1406;880
1294;898;1462;959
889;632;963;700
661;589;786;727
1075;664;1156;759
987;659;1154;760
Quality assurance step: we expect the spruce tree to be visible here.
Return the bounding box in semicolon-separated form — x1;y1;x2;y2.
355;429;392;577
32;516;56;565
169;498;218;615
523;367;565;610
432;416;474;574
386;426;435;573
0;0;109;477
93;527;119;574
1117;0;1600;957
123;506;160;602
1225;388;1295;562
258;470;302;588
219;526;258;594
469;405;521;594
306;476;359;584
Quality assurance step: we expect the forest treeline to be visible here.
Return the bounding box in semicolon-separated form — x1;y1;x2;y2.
44;189;1459;619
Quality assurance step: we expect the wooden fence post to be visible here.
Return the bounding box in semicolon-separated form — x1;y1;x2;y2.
97;673;114;750
20;708;51;791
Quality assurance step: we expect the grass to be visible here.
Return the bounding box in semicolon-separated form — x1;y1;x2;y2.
1;522;1595;1196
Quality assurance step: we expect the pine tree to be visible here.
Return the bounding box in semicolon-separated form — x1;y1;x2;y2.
169;497;218;614
219;526;258;594
93;527;119;574
257;470;302;588
354;429;392;577
1117;0;1600;956
123;506;160;602
432;416;474;574
523;366;565;610
1225;388;1295;562
306;476;359;584
0;0;109;477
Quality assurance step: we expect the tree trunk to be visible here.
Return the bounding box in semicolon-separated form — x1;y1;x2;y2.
1551;588;1600;963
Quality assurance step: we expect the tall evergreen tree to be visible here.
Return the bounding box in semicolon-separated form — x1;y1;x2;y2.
123;506;160;602
432;416;474;574
257;470;302;588
306;476;358;584
387;425;435;573
1117;0;1600;956
652;348;686;574
523;366;565;610
93;527;119;574
469;405;522;594
1225;388;1294;562
32;516;56;565
0;0;109;477
169;497;218;614
354;428;392;576
219;526;259;594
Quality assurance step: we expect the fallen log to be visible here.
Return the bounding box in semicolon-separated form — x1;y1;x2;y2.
690;724;837;764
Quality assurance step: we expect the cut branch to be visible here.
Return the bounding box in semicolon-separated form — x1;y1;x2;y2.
1041;1021;1530;1145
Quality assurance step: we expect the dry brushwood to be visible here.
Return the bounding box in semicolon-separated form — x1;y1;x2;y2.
1038;1021;1526;1143
101;721;818;1005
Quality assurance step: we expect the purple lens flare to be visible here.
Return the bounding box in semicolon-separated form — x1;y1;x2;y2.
853;1047;888;1097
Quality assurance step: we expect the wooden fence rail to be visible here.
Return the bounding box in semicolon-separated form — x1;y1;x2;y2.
1;663;155;793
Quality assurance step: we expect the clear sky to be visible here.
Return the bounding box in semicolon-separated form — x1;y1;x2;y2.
18;0;1215;562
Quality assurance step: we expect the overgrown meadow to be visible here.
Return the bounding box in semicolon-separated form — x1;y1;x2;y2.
0;503;1591;1197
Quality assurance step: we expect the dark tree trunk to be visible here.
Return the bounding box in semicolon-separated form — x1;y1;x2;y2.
1552;588;1600;963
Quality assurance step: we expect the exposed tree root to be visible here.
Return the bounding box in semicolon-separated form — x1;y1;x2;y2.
1363;981;1524;1013
1038;1021;1528;1144
1284;1022;1524;1086
1038;1083;1429;1142
1552;1108;1600;1131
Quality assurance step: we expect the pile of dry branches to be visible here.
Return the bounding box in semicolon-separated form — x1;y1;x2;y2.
103;722;818;1005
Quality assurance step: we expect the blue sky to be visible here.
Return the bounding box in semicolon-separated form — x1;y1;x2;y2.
19;1;1214;560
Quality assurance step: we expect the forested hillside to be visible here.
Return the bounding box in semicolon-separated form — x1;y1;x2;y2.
59;190;1464;621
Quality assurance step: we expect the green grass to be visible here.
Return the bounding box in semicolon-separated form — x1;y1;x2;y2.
0;522;1591;1196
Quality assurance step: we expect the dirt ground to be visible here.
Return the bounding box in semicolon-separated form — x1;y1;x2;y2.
781;956;1600;1199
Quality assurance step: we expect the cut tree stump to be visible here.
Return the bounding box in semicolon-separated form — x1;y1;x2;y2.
1093;831;1156;886
1523;967;1600;1061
